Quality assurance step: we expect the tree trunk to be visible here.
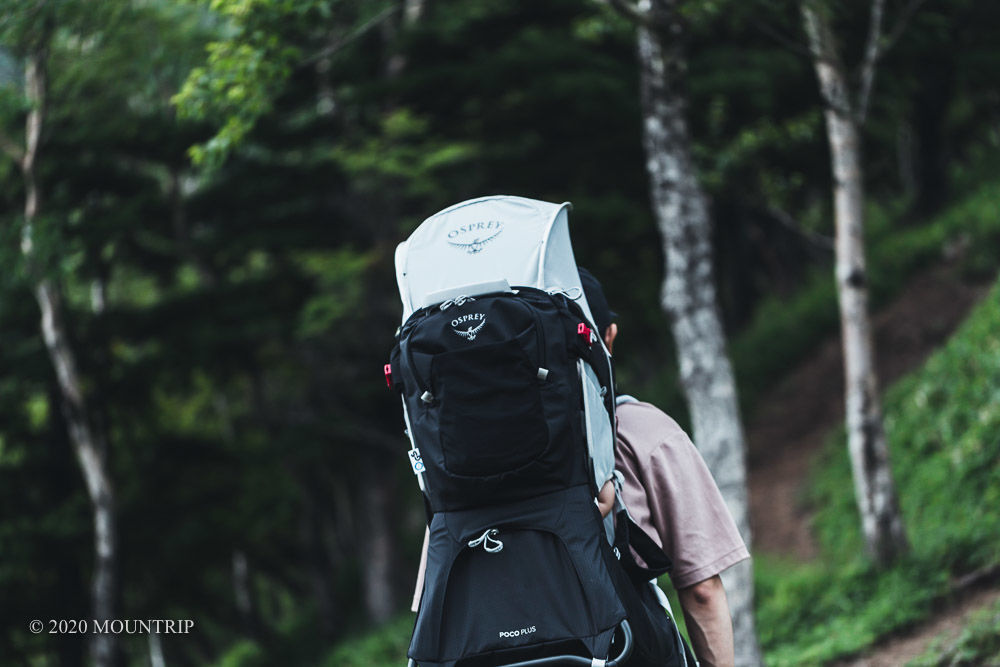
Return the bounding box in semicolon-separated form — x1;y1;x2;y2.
635;3;761;664
21;44;119;667
360;460;396;624
148;632;166;667
231;549;264;641
298;486;340;639
384;0;429;78
801;2;908;566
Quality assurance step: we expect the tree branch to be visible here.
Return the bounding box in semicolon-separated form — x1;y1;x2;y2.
298;2;404;70
882;0;929;58
800;1;855;120
23;48;47;176
951;562;1000;593
857;0;928;126
855;0;886;126
767;205;834;251
751;18;816;61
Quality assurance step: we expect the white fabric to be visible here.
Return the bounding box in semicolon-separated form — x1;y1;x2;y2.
395;195;595;327
396;195;614;488
580;359;616;491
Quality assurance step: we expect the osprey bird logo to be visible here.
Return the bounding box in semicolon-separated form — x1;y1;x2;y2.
451;313;487;340
447;228;502;254
445;221;503;254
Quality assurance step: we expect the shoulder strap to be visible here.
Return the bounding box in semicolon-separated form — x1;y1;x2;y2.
616;394;639;406
613;509;673;587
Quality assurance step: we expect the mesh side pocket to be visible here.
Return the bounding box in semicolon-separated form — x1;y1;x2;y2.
580;360;615;489
433;339;548;477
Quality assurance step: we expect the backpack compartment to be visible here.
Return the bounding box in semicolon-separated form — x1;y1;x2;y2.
434;338;548;476
399;289;593;511
409;485;625;667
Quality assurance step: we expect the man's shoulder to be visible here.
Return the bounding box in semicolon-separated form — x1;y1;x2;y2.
616;396;685;431
616;396;691;456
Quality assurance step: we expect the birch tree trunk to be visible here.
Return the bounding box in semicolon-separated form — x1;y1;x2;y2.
360;460;396;624
800;1;908;566
635;2;761;664
20;44;119;667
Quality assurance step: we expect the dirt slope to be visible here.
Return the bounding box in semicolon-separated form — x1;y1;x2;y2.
836;583;1000;666
743;263;995;664
746;264;991;560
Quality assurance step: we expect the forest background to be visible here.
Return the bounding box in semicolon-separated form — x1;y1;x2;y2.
1;0;999;665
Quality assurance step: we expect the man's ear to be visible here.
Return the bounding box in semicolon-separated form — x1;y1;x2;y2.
604;322;618;353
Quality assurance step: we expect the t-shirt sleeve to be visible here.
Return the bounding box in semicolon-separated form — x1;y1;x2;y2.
616;403;749;590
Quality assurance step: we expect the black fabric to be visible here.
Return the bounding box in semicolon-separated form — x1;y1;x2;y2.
395;287;606;512
615;576;688;667
455;638;591;667
614;510;673;587
435;340;548;476
605;510;699;667
599;530;686;667
410;486;624;667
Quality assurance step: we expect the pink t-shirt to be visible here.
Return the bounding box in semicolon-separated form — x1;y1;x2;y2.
615;397;748;589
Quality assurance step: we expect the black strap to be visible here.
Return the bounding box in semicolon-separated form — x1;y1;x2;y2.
614;510;673;586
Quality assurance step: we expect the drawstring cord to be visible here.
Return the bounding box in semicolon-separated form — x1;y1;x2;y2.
546;286;583;300
468;528;503;553
439;295;475;310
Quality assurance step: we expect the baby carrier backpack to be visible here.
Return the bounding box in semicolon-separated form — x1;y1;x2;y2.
387;196;691;667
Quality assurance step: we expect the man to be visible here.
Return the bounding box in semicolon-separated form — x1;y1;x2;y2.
410;268;748;665
579;267;748;667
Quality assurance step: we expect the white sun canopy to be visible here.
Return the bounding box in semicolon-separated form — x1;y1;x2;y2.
395;195;596;326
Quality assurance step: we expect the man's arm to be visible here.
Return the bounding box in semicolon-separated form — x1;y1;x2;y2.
677;575;735;667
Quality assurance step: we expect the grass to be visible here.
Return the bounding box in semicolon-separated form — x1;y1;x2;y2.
908;598;1000;666
756;273;1000;665
323;615;414;667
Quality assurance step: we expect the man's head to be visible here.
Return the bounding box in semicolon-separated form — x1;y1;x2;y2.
577;267;618;353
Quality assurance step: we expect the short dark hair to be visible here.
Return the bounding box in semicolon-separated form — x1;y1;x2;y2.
577;267;617;335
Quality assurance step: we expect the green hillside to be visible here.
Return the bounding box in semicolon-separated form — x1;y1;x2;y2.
758;272;1000;665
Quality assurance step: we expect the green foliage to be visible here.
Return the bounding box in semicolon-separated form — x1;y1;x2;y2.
330;108;478;204
323;615;413;667
175;34;299;167
173;0;382;168
758;554;949;665
3;0;1000;664
294;247;371;338
213;639;266;667
757;274;1000;665
730;175;1000;416
909;598;1000;666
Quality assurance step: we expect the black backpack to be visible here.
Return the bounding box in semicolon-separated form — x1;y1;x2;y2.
388;196;692;666
388;286;690;666
389;286;612;512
